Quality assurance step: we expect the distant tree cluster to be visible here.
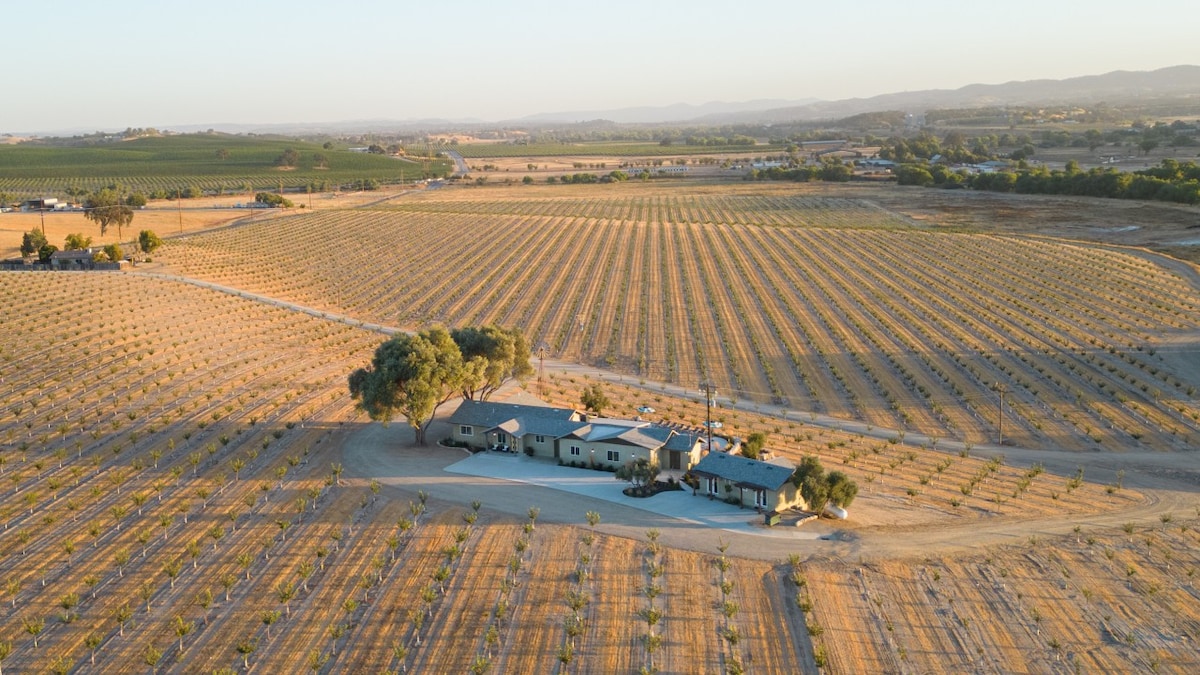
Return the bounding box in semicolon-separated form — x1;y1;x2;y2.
579;383;610;416
349;178;380;191
138;230;163;255
962;159;1200;204
552;173;603;184
20;229;48;258
740;432;767;460
254;192;293;208
64;233;92;250
744;161;852;183
274;148;301;167
684;134;757;146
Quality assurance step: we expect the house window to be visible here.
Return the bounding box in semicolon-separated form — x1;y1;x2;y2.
459;426;473;436
707;477;719;495
606;450;620;463
535;435;545;443
570;445;581;456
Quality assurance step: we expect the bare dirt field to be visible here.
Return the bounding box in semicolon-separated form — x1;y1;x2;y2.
834;182;1200;263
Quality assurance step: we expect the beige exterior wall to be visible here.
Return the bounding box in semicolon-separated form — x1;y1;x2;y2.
700;476;803;511
560;439;652;470
524;435;556;459
657;445;700;471
451;424;485;448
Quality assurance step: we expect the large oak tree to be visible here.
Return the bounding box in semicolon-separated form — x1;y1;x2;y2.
451;325;534;401
349;328;469;445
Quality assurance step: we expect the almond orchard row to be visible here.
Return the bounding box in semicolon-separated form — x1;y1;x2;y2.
156;185;1200;453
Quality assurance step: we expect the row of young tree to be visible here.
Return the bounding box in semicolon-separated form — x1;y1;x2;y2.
348;326;533;444
898;159;1200;205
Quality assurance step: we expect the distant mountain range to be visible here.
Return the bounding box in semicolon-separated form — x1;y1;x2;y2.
17;66;1200;137
479;65;1200;127
509;99;820;125
698;65;1200;124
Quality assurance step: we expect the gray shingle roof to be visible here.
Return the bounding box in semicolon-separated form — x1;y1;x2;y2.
662;431;701;452
523;417;588;438
449;399;579;430
691;452;795;491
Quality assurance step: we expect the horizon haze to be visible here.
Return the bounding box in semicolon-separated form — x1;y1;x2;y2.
5;0;1200;135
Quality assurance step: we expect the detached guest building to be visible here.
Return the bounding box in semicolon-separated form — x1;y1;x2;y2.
689;451;803;512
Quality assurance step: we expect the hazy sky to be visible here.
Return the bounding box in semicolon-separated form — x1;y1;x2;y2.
5;0;1197;133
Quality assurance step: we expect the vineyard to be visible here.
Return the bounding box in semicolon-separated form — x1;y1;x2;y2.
0;135;451;199
153;182;1200;453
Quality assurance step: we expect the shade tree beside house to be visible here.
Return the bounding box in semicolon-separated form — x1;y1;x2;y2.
349;325;533;445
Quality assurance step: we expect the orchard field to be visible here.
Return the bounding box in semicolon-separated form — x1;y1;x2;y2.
0;271;818;673
2;179;1199;674
153;182;1200;453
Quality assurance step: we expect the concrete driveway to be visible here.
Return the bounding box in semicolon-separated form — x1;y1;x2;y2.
445;451;821;541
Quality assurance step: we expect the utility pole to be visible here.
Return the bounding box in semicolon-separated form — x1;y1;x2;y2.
993;383;1007;445
535;343;549;398
700;381;716;452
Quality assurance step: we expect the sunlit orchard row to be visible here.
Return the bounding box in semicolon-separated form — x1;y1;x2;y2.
807;518;1200;674
156;195;1200;452
379;192;912;228
0;271;811;673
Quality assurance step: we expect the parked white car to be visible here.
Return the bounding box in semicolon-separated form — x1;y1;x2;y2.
636;405;655;414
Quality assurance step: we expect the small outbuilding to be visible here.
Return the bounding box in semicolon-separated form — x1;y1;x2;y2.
690;451;802;512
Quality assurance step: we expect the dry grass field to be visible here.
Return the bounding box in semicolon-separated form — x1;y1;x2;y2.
2;180;1199;673
0;187;420;259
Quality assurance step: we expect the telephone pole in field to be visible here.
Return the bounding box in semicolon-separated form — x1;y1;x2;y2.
700;381;717;452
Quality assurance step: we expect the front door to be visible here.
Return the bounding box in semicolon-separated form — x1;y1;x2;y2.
669;452;681;470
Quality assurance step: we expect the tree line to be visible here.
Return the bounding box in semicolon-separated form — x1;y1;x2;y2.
898;159;1200;205
743;161;853;183
19;228;161;263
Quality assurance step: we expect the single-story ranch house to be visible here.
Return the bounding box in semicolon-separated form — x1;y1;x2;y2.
448;399;706;471
449;398;811;513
